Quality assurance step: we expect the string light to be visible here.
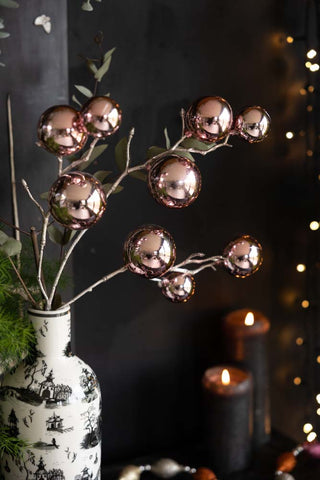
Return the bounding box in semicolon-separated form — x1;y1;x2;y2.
307;105;313;112
308;85;315;92
287;36;294;44
294;377;302;385
303;423;313;433
300;87;307;95
299;130;306;136
296;264;306;272
310;221;320;231
307;150;313;157
306;61;312;69
286;131;294;139
307;432;317;442
296;337;304;346
309;63;320;72
317;355;320;363
316;394;320;404
317;408;320;416
301;300;310;309
307;49;317;59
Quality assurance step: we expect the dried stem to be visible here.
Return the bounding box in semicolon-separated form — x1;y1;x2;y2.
37;213;50;305
0;216;30;236
175;134;232;156
8;256;37;307
21;179;45;218
62;137;99;174
57;156;63;176
60;265;128;309
47;229;87;310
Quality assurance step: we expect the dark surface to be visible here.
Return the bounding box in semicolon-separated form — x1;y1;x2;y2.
101;431;320;480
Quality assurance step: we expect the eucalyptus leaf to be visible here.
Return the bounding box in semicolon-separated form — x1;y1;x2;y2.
175;150;195;162
93;170;112;182
0;62;5;67
0;18;5;29
0;231;9;245
164;127;171;149
48;225;63;245
94;47;116;82
40;192;49;200
72;95;82;108
129;170;147;182
0;238;22;257
115;137;127;172
146;146;166;160
0;32;9;39
81;0;93;11
77;144;108;170
0;0;19;8
103;183;124;194
180;137;214;151
74;85;93;98
86;59;98;75
61;229;76;246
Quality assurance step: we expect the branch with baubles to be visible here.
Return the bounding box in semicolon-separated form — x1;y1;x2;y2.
22;90;268;310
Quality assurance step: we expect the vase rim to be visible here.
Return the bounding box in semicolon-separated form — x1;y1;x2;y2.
28;305;70;316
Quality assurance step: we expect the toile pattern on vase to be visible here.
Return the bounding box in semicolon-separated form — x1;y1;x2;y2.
0;307;101;480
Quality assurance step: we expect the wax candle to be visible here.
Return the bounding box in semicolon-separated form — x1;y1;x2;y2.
224;309;271;448
202;366;253;475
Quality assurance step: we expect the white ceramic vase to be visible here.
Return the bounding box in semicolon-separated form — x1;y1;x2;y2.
0;306;101;480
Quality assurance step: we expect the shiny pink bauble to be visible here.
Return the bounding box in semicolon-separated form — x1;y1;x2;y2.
161;272;195;303
234;106;271;143
304;441;320;459
148;155;202;208
80;96;122;138
124;225;176;278
185;96;233;142
49;172;106;230
223;235;263;278
37;105;88;156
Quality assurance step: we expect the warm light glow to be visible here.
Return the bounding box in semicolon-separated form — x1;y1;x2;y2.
221;369;230;385
287;36;294;44
301;300;310;308
316;393;320;404
293;376;302;385
296;264;306;272
307;432;317;442
299;130;306;136
306;61;312;68
303;423;313;434
300;88;307;95
307;150;313;157
308;85;315;92
307;49;317;59
317;408;320;416
286;131;294;139
296;337;304;346
244;312;255;326
307;105;313;112
317;355;320;363
310;221;320;231
310;63;320;72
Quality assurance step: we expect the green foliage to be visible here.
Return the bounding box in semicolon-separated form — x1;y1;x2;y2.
0;425;29;459
0;0;19;8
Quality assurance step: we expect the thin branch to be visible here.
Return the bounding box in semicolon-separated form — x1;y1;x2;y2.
47;229;87;310
30;226;47;298
8;256;37;307
180;108;186;137
0;216;30;236
7;95;20;244
170;253;224;274
57;156;63;176
37;213;50;304
126;127;135;170
21;179;45;218
62;137;99;174
175;134;232;156
60;265;128;309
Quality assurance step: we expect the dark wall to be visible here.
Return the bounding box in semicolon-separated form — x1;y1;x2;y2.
0;0;312;466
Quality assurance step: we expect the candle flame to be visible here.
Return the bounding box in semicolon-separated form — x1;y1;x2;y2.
221;369;230;385
244;312;254;326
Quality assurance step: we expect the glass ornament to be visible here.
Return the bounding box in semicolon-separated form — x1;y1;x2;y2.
185;96;233;142
148;155;202;208
124;225;176;278
151;459;184;478
223;235;262;278
234;106;271;143
49;172;106;230
161;272;195;303
81;96;122;137
38;105;88;156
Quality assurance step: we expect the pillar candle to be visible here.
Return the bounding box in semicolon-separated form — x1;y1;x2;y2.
202;366;253;475
224;309;271;448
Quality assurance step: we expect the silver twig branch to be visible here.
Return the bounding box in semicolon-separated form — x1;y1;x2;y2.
60;265;128;309
37;212;50;303
57;156;63;176
62;137;99;174
47;229;87;310
21;179;46;219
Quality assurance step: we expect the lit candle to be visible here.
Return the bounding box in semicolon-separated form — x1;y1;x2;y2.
202;366;253;475
224;309;271;448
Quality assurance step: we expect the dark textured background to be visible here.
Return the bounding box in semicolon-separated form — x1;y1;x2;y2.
0;0;316;467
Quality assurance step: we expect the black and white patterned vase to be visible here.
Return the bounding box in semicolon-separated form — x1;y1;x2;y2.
0;307;101;480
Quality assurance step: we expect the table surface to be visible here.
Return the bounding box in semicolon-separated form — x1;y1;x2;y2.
101;432;320;480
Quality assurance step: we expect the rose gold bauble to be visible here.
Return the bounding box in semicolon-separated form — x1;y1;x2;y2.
80;96;122;137
185;96;233;142
124;225;176;278
37;105;88;156
49;172;106;230
223;235;263;278
148;155;202;208
193;468;217;480
161;272;195;303
234;106;271;143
